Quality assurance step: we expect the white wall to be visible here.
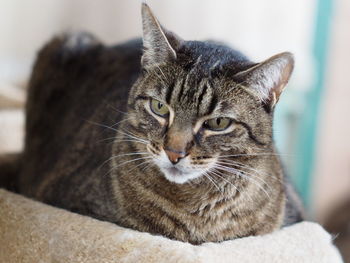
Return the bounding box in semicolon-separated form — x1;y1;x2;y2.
0;0;316;89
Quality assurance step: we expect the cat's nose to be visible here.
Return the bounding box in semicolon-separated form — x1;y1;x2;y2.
164;148;186;165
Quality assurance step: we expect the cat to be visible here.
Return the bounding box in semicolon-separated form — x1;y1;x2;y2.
7;3;303;244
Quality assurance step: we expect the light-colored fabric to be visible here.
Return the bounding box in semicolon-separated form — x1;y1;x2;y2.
0;189;343;263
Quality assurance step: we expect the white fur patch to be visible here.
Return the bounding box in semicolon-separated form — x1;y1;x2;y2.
152;150;216;184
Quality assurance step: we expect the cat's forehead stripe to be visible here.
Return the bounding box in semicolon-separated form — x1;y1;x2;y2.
206;94;218;115
196;83;208;114
199;80;217;116
173;75;216;117
165;81;175;104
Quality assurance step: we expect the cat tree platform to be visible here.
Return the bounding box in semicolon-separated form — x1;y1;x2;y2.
0;189;343;263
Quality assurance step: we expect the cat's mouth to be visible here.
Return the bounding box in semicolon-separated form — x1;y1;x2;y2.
164;166;185;177
158;164;205;184
151;149;209;184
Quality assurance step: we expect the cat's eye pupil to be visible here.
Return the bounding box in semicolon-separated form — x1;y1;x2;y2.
150;98;169;117
204;117;231;131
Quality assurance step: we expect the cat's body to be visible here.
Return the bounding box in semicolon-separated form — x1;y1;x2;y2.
18;37;142;222
15;4;303;244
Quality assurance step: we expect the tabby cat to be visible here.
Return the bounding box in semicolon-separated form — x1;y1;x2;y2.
14;3;303;244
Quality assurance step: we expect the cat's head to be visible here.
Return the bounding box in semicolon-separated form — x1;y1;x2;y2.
124;4;294;184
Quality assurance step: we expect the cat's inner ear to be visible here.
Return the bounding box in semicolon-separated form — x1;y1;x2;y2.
141;3;182;70
234;52;294;108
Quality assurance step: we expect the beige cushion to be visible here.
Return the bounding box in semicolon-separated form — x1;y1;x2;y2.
0;189;343;263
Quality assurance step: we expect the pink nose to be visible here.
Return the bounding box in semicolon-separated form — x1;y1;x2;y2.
165;148;186;164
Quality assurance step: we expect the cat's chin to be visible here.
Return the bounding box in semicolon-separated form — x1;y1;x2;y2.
160;166;203;184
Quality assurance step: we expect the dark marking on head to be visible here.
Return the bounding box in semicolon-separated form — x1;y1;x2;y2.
235;121;267;146
207;94;218;115
177;78;186;102
165;82;175;104
196;84;208;114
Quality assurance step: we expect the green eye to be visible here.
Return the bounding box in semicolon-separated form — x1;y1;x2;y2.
150;99;170;117
204;118;232;131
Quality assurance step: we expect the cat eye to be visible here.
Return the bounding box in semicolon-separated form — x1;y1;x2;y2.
203;117;232;131
150;98;170;117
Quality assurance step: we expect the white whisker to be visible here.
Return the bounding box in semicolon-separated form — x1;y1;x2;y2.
141;161;154;172
117;130;149;144
126;159;154;173
202;171;222;193
114;138;149;144
99;152;150;170
109;117;134;129
102;155;153;179
215;163;271;189
88;120;148;145
105;104;128;115
87;120;118;132
210;168;255;203
217;159;283;183
111;156;153;169
214;164;271;200
209;169;238;192
219;152;293;158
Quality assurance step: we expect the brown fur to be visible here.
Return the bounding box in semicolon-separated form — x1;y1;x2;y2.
12;4;303;244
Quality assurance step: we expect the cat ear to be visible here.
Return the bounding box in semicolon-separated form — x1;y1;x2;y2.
141;3;182;69
234;52;294;108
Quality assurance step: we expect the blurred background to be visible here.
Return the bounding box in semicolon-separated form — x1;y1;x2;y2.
0;0;349;260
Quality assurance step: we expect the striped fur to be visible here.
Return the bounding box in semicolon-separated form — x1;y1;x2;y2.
17;4;303;245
